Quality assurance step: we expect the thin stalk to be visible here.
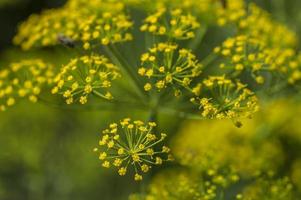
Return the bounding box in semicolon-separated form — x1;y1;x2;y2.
188;26;208;51
201;53;218;69
103;45;147;102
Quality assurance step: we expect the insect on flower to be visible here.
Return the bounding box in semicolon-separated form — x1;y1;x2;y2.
220;0;227;8
57;33;76;48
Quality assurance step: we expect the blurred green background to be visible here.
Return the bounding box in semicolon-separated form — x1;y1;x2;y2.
0;0;301;199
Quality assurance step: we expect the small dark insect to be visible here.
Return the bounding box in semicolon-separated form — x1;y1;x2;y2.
57;33;75;48
221;0;227;8
234;121;243;128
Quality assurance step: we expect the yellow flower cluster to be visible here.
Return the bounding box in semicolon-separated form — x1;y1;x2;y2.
52;55;120;104
130;169;241;200
126;0;243;27
138;43;202;95
140;170;219;200
215;35;301;85
214;35;267;84
94;118;173;181
241;176;293;200
216;0;246;26
0;59;54;111
281;51;301;85
78;12;133;50
140;7;200;40
190;76;259;123
13;0;133;50
291;159;301;192
237;4;297;48
172;119;283;178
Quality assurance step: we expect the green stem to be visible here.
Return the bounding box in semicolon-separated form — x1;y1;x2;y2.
201;53;218;69
188;26;208;50
103;45;147;102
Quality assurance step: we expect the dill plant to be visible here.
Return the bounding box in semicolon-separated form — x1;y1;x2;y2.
1;0;301;199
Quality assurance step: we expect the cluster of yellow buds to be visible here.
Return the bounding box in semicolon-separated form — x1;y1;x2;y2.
138;42;202;95
264;48;301;85
287;53;301;84
0;59;54;111
241;176;293;200
79;12;133;50
190;76;259;123
145;170;218;200
215;35;301;85
215;0;246;26
214;35;267;84
52;55;120;105
94;118;173;181
237;4;297;48
172;118;283;178
13;0;133;50
13;8;80;50
140;7;200;40
130;168;240;200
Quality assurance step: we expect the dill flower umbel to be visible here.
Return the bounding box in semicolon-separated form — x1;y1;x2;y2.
52;55;120;104
141;169;217;200
237;4;297;48
130;168;241;200
78;10;133;50
241;176;293;200
215;35;301;85
215;0;246;26
214;35;268;84
138;42;202;95
0;59;54;111
94;118;172;181
190;76;259;122
172;109;285;178
13;0;133;50
140;7;200;40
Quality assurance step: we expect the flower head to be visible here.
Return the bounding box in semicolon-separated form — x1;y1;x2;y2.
52;55;120;104
215;35;301;85
237;4;297;48
190;76;259;123
241;176;293;200
78;11;133;49
215;0;246;26
140;7;200;40
13;0;133;50
0;59;54;111
138;42;202;95
95;118;172;181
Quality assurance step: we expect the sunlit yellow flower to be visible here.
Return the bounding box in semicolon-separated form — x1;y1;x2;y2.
0;59;54;111
138;42;202;95
241;176;293;200
13;0;133;50
52;55;120;104
237;4;297;48
94;118;172;181
215;35;301;85
140;7;200;40
190;76;259;123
